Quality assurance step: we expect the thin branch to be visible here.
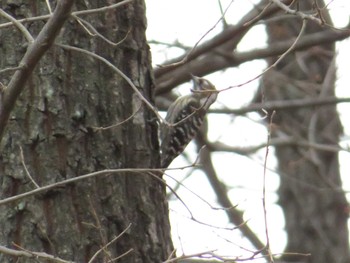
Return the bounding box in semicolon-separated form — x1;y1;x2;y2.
0;0;75;141
0;165;197;206
270;0;324;25
262;111;276;263
0;0;133;30
163;250;217;263
88;224;133;263
166;173;238;212
157;0;234;70
0;244;74;263
221;18;307;93
195;128;265;251
154;0;291;79
56;44;165;123
0;8;34;43
155;21;350;95
108;249;134;262
93;103;142;131
208;136;348;155
158;96;350;115
243;1;273;27
72;0;133;16
272;18;307;68
19;146;39;188
0;66;24;75
207;96;350;115
72;14;131;46
45;0;53;14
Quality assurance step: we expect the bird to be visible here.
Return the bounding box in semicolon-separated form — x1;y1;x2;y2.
160;76;218;168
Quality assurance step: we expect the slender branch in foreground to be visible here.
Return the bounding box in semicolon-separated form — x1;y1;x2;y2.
0;0;133;29
208;135;348;155
262;111;276;263
207;97;350;115
270;0;324;25
195;127;265;251
56;44;165;124
0;0;75;141
0;8;34;43
0;244;73;263
221;19;307;93
88;224;133;263
156;96;350;116
0;166;190;206
157;0;234;70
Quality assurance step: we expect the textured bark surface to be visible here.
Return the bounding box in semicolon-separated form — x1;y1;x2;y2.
258;1;350;262
0;1;173;262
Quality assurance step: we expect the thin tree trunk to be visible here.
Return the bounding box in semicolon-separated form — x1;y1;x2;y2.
0;1;173;262
258;1;350;262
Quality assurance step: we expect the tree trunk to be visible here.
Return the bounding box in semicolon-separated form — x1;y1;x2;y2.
0;1;173;262
258;1;350;262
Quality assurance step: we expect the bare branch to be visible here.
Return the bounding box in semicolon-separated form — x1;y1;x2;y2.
72;14;131;46
208;135;348;155
262;111;276;263
56;44;166;124
0;244;74;263
0;66;24;75
156;0;234;70
0;165;197;206
0;0;133;30
19;146;40;188
0;0;75;141
93;103;142;131
270;0;324;25
0;8;34;43
88;224;133;263
72;0;133;16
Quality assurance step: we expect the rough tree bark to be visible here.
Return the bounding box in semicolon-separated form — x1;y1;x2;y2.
258;1;350;262
0;1;173;262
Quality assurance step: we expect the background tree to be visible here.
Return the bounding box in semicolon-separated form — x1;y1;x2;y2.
152;0;350;262
258;1;349;262
1;0;350;263
0;0;173;262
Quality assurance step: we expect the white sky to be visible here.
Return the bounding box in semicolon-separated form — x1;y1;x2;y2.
146;0;350;261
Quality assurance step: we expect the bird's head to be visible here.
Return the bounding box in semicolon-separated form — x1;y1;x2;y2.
191;75;218;107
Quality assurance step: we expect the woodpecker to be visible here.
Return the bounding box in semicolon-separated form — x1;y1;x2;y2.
160;76;218;168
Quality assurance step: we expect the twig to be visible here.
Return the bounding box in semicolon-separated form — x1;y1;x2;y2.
108;248;134;262
45;0;53;14
93;103;142;131
206;96;350;115
262;111;276;263
88;224;132;263
0;66;24;75
56;43;165;124
222;19;307;92
0;165;196;206
166;173;238;212
72;0;133;16
0;0;133;30
0;8;34;43
243;1;273;27
72;14;131;46
195;131;265;251
270;0;324;25
0;243;74;263
157;0;234;70
19;146;40;188
0;0;74;141
163;250;217;263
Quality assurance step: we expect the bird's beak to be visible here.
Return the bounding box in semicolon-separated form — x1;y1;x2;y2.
191;75;201;89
